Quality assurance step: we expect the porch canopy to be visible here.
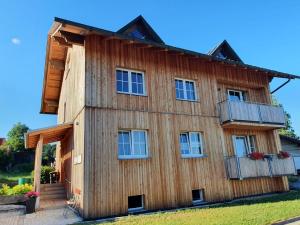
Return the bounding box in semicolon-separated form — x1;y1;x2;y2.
24;122;73;205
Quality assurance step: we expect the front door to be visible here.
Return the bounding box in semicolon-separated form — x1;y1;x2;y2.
234;136;248;157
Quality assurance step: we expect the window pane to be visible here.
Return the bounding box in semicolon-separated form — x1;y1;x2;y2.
186;81;196;100
132;131;147;156
116;70;129;93
190;133;202;155
131;72;144;94
118;132;130;156
176;80;185;99
132;83;138;93
228;90;244;101
235;136;248;157
180;133;190;155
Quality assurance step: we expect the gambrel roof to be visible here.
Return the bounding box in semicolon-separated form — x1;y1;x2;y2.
208;40;243;63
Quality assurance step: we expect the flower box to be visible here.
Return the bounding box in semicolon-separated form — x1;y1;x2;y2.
248;151;265;160
277;151;290;159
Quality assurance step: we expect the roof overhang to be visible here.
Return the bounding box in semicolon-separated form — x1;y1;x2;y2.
41;17;300;114
25;123;73;149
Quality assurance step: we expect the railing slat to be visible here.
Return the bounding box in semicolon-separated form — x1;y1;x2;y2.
219;100;286;125
225;155;296;179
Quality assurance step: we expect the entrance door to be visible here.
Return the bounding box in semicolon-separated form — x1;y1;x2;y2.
233;136;248;157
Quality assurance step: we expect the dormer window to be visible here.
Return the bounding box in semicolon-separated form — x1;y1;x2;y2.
216;51;226;60
130;28;146;40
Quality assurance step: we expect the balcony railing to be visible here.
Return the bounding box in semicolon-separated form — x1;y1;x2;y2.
219;100;286;128
225;155;296;180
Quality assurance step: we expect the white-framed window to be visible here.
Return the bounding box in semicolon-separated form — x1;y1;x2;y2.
232;135;257;157
192;189;204;204
116;68;146;95
118;130;148;159
227;89;246;101
175;78;197;101
180;132;203;157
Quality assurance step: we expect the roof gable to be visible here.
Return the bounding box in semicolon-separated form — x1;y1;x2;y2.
117;15;164;44
208;40;243;63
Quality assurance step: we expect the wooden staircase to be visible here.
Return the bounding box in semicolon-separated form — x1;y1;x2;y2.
40;183;66;200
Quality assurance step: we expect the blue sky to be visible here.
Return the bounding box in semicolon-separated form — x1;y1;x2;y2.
0;0;299;137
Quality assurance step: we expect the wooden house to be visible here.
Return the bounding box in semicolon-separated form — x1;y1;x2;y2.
25;15;299;219
280;135;300;170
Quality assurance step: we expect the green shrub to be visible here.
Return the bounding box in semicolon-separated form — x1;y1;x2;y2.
0;183;33;196
11;183;33;195
40;166;55;184
0;184;10;195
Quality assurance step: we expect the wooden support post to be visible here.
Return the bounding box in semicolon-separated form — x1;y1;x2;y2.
33;135;43;208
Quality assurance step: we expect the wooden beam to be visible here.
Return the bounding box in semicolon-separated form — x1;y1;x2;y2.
45;100;59;107
34;135;43;209
53;36;72;47
60;30;84;46
49;59;65;71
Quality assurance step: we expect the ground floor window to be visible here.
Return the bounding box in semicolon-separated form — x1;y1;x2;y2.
128;195;144;212
192;189;204;204
180;132;204;157
118;130;148;159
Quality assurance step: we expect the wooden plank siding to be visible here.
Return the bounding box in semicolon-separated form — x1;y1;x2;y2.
75;35;289;218
55;44;86;213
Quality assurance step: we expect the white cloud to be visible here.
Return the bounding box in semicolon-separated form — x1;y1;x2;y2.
11;37;21;45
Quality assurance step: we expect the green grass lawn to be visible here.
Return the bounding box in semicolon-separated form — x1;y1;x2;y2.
75;190;300;225
0;170;32;186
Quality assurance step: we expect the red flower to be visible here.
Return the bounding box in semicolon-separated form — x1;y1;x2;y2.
248;151;265;160
25;191;40;198
278;151;290;159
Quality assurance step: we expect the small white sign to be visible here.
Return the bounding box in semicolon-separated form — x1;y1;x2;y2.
74;154;82;165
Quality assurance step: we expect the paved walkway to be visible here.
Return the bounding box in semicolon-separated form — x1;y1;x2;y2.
0;199;82;225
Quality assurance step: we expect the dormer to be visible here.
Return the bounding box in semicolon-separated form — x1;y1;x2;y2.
208;40;243;63
117;15;164;44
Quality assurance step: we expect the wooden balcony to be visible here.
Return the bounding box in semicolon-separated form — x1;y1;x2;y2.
219;100;286;130
225;155;296;180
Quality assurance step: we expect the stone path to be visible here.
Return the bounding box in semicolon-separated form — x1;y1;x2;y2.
0;200;82;225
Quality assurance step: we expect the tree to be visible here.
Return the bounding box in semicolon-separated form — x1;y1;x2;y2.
272;96;299;139
42;144;56;166
2;123;29;152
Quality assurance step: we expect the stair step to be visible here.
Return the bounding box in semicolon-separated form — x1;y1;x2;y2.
40;193;66;200
40;190;66;196
41;183;64;188
42;186;65;192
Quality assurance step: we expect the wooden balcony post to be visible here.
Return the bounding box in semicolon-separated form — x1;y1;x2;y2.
33;134;44;208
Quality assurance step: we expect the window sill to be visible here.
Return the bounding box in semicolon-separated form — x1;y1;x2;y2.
117;92;148;97
118;156;149;160
176;98;199;103
192;200;206;206
181;154;208;159
128;208;146;214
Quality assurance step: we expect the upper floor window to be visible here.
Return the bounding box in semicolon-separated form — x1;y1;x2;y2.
180;132;203;157
233;135;256;157
118;130;148;159
116;69;145;95
227;89;246;102
175;79;196;101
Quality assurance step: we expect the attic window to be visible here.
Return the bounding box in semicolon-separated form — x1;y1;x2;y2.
216;51;227;60
130;28;146;40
